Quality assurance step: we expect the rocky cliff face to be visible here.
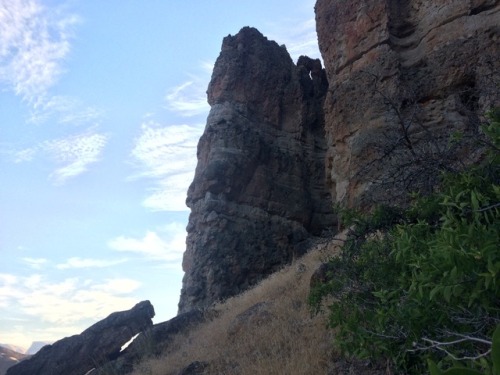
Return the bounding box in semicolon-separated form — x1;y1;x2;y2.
178;27;335;313
316;0;500;207
179;2;500;312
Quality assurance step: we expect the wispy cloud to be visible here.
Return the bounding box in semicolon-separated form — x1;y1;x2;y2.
286;19;321;60
56;257;127;270
22;257;48;270
165;74;210;117
0;272;142;347
27;95;104;126
130;120;202;211
43;131;108;184
262;0;320;62
7;129;108;184
12;147;37;163
0;0;79;104
108;222;186;266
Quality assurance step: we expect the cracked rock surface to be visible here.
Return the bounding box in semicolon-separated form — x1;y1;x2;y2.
178;27;335;313
316;0;500;207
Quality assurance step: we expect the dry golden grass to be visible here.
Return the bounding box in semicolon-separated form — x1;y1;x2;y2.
130;235;346;375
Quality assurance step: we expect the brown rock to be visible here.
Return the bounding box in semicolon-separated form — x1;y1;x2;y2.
178;27;336;313
6;301;155;375
316;0;500;208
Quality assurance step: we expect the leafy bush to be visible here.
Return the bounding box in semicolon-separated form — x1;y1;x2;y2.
310;110;500;374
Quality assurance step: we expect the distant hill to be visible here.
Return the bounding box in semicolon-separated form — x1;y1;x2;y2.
0;346;28;375
26;342;50;356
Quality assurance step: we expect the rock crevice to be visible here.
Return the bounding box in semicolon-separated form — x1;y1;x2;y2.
316;0;500;207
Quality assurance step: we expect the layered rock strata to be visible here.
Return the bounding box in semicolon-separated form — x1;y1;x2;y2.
316;0;500;207
178;27;335;313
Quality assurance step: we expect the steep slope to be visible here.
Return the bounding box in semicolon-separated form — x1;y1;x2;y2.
130;235;377;375
179;1;500;313
179;27;335;313
316;0;500;207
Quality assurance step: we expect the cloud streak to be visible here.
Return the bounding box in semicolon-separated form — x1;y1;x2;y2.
130;120;202;211
9;130;108;184
0;0;79;104
43;131;108;184
0;273;141;322
27;95;104;126
0;272;142;347
108;222;186;266
22;257;48;270
56;257;128;270
165;75;210;117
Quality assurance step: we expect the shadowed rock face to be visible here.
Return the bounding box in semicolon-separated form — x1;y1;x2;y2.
179;2;500;312
6;301;155;375
316;0;500;208
93;309;212;375
178;27;335;313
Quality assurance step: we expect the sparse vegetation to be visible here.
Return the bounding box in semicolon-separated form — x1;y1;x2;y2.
310;110;500;374
104;111;499;375
128;237;344;375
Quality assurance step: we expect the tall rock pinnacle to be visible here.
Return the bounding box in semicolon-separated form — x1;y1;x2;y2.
178;27;335;313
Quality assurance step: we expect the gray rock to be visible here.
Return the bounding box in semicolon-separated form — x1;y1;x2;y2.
6;301;155;375
179;27;336;313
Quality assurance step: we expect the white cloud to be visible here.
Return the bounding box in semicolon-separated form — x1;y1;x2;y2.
141;171;194;211
0;0;79;104
0;273;141;332
56;257;127;270
0;273;19;308
44;131;108;184
263;0;321;62
91;278;142;295
22;257;48;270
165;75;210;117
27;95;104;126
13;147;37;163
7;129;108;183
108;223;186;266
130;121;202;211
279;19;322;61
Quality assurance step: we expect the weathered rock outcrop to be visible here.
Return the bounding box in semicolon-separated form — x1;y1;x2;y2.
6;301;155;375
178;27;335;313
97;309;213;374
179;2;500;311
316;0;500;207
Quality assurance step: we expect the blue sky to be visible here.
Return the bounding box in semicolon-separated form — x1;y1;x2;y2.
0;0;320;351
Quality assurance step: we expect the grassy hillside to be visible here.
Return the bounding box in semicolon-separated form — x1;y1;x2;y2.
127;232;383;375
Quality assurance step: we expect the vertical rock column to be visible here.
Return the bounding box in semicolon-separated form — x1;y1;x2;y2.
178;27;335;313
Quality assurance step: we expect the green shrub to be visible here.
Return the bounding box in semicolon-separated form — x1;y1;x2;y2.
310;110;500;374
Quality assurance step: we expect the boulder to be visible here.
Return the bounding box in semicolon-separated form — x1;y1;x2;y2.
95;309;213;374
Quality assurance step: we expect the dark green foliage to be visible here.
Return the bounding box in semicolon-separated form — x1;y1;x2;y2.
310;110;500;374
